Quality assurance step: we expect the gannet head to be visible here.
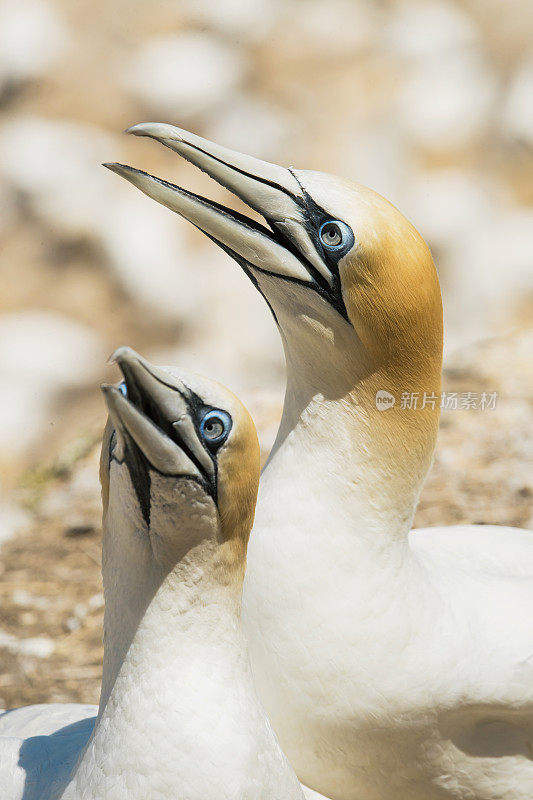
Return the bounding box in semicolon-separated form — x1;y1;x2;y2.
105;124;443;402
101;346;260;570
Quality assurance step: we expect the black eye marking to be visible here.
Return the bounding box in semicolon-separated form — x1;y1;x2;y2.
280;172;353;323
109;433;152;527
137;378;231;502
124;440;152;526
107;379;229;526
108;429;117;460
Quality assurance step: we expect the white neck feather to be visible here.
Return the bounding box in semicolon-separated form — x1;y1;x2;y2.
263;352;433;558
97;480;163;711
266;396;413;561
63;488;302;800
255;262;440;564
63;541;252;798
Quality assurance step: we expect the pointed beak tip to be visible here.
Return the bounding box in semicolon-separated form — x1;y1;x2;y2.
109;345;139;366
101;383;117;399
124;124;143;136
124;122;182;143
107;349;119;365
104;161;141;178
102;162;124;175
124;122;154;138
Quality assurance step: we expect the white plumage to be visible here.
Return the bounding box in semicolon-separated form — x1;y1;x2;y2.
0;349;308;800
107;125;533;799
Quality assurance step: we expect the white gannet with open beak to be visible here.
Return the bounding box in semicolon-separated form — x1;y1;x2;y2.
105;128;533;800
0;348;309;800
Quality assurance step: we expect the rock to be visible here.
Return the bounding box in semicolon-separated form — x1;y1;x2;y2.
87;593;104;611
122;33;247;120
0;116;113;239
12;590;52;609
0;311;104;458
0;631;54;658
397;52;498;150
0;0;68;91
64;524;95;537
503;58;533;146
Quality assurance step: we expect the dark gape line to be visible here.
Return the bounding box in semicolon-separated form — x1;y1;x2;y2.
124;438;152;527
117;361;219;503
161;137;301;207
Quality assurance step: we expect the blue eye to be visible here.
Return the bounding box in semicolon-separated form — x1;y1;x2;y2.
118;381;128;397
199;409;232;446
319;220;353;252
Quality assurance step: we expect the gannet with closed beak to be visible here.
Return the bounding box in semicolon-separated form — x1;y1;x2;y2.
105;126;533;800
0;348;306;800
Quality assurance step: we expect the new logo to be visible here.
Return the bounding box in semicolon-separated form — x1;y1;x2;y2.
375;390;395;411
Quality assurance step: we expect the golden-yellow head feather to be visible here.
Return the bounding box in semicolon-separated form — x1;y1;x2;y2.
216;394;260;549
296;171;443;392
100;356;260;573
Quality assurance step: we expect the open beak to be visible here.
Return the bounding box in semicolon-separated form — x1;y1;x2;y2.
103;122;334;289
102;346;213;485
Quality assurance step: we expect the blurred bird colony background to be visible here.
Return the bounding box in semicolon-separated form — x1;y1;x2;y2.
0;0;532;707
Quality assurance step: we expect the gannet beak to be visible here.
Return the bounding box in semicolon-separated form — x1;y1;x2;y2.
102;382;201;479
101;346;212;484
103;123;335;289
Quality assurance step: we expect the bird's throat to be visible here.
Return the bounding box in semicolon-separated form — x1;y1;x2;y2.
265;355;440;556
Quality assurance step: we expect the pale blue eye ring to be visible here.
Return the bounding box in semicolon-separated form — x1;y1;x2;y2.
319;220;354;252
199;409;232;445
118;381;128;397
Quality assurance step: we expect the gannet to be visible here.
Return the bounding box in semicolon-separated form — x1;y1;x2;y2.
105;125;533;800
0;347;307;800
